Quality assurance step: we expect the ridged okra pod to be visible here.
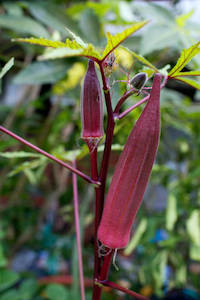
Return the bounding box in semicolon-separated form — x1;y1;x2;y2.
98;73;162;249
81;59;104;152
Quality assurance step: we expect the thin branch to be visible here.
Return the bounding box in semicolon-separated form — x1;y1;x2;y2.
90;149;101;280
0;126;98;185
116;95;150;120
98;280;149;300
72;160;85;300
114;88;135;114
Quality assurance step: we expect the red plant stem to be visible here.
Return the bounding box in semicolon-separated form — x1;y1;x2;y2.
99;250;114;281
72;160;85;300
98;63;115;201
93;250;114;300
114;88;135;114
117;95;150;120
98;280;149;300
0;126;97;185
91;63;115;300
90;149;101;280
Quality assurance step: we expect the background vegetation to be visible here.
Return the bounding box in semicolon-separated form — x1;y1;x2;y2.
0;1;200;299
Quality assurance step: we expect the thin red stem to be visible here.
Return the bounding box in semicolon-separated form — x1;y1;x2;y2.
0;126;98;185
72;160;85;300
99;63;115;201
117;95;150;120
114;88;136;114
93;250;114;300
98;280;149;300
91;63;115;300
90;149;102;282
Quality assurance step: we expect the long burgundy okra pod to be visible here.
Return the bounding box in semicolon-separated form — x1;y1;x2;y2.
81;59;104;152
98;73;162;249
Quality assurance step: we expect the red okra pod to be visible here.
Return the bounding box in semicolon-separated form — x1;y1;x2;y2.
81;59;104;152
98;73;162;249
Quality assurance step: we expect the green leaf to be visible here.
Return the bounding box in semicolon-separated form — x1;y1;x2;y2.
186;210;200;245
65;27;87;48
14;37;101;61
18;279;38;300
176;10;194;28
168;42;200;77
26;2;77;36
0;270;19;292
8;158;47;177
79;8;101;45
101;21;148;61
0;290;19;300
0;58;14;79
0;57;14;93
166;193;177;231
140;24;178;55
173;70;200;77
0;15;49;38
13;37;71;48
38;48;83;60
124;218;147;255
120;46;159;72
174;77;200;90
0;245;7;267
45;284;68;300
13;61;69;84
0;151;43;159
189;244;200;261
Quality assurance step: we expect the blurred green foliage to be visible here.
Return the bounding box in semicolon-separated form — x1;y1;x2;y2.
0;1;200;299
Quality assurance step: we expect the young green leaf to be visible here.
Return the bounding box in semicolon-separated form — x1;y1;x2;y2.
101;21;148;61
13;23;148;62
173;70;200;77
174;77;200;90
168;41;200;77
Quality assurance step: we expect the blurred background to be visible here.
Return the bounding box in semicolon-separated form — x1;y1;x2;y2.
0;1;200;299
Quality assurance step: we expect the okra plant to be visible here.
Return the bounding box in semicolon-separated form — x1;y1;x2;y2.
1;22;200;300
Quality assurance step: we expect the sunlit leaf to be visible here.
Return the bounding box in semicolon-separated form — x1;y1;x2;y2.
168;41;200;77
53;62;85;95
101;21;148;61
173;70;200;77
65;26;87;47
176;10;194;28
0;58;14;79
186;210;200;245
8;158;47;177
14;37;101;60
166;193;177;231
120;46;158;72
0;151;42;158
38;48;83;60
174;77;200;90
13;37;77;49
0;57;14;93
124;218;147;255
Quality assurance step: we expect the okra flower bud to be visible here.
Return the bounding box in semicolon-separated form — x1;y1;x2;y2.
81;60;104;152
98;73;162;249
130;72;148;91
